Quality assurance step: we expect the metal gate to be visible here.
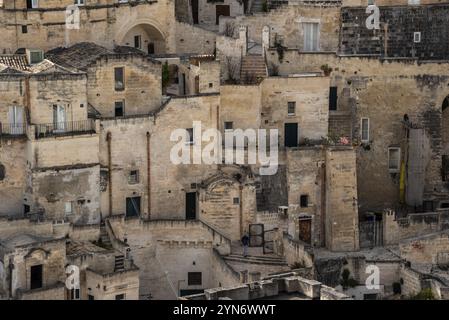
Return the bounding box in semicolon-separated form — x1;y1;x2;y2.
263;229;276;254
359;219;383;248
249;223;264;247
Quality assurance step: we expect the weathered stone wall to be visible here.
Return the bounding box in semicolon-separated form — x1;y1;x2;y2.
197;0;244;26
221;5;340;51
0;139;27;216
87;55;162;118
399;231;449;265
340;5;449;60
0;1;176;53
261;76;330;143
325;147;359;251
31;165;101;224
175;22;217;54
85;269;140;300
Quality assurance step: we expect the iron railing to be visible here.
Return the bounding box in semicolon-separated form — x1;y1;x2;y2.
0;122;26;136
35;119;95;139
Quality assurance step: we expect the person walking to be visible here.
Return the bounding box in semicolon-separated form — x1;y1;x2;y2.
241;233;250;257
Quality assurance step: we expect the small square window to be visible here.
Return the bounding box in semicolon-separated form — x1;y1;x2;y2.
186;128;194;144
191;183;197;189
288;102;296;115
414;32;421;43
300;195;308;208
188;272;202;286
115;294;125;300
233;197;240;205
388;147;401;172
22;25;28;34
209;83;213;88
224;121;233;130
129;170;139;184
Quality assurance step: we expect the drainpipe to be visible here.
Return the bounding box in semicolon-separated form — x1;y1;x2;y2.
8;258;14;299
321;161;326;247
106;132;112;218
146;132;151;220
239;185;243;238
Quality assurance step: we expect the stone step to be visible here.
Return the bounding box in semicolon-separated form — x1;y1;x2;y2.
224;256;288;266
228;254;286;262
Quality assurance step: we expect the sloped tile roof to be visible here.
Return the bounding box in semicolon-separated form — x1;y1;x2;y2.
0;55;30;72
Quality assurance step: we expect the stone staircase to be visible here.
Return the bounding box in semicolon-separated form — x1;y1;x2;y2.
114;254;125;272
224;253;288;266
240;54;267;84
99;224;113;248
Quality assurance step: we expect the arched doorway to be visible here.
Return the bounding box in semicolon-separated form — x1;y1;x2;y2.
119;23;166;54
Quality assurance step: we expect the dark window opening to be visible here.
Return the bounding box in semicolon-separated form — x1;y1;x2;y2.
126;197;141;217
69;288;80;300
224;121;233;130
134;35;141;49
300;195;309;208
188;272;202;285
115;294;125;300
129;170;139;184
288;102;296;115
114;67;125;91
30;264;43;289
329;87;338;111
0;164;5;181
115;101;124;117
148;43;155;54
233;197;240;205
284;123;298;147
423;201;434;212
88;294;95;300
186;192;197;220
186;128;194;144
22;25;28;34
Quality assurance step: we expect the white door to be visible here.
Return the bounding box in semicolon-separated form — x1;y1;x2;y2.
8;106;24;135
53;105;66;132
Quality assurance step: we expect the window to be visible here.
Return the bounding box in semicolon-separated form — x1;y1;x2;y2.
69;288;80;300
188;272;202;286
27;0;38;9
126;197;141;217
88;294;95;300
361;118;370;142
300;195;309;208
329;87;338;111
22;25;28;33
388;147;401;172
114;67;125;91
129;170;139;184
29;50;43;64
148;43;155;54
115;294;125;300
30;265;43;289
224;121;233;131
8;106;24;135
115;101;124;117
75;0;85;6
209;83;213;88
65;202;73;215
186;128;194;144
233;197;240;205
288;102;296;116
303;22;319;52
134;35;141;49
414;32;421;43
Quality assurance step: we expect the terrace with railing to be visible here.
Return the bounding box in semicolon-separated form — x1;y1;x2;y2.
0;122;26;137
34;119;96;139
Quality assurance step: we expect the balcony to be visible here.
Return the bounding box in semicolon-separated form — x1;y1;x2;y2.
0;123;26;137
35;120;96;139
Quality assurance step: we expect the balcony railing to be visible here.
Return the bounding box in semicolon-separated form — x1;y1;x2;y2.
0;122;26;136
35;120;96;139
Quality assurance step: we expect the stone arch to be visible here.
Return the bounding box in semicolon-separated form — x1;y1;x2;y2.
116;20;167;54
